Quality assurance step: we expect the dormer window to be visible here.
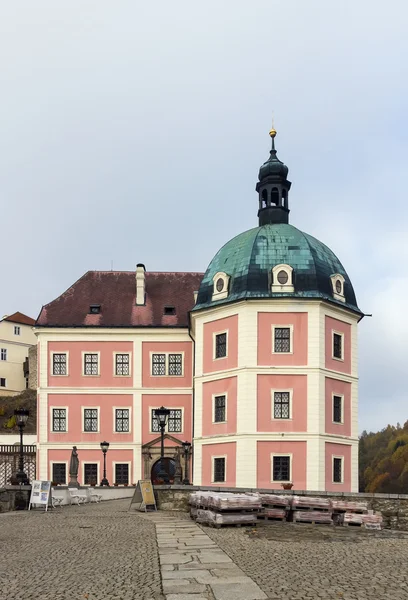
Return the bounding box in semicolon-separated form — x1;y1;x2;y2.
164;306;176;316
89;304;101;314
212;272;230;301
330;274;345;302
271;264;294;293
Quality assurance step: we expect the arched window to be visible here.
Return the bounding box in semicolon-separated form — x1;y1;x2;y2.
282;189;287;208
261;189;268;208
271;188;279;206
212;272;230;301
271;264;294;293
330;274;345;302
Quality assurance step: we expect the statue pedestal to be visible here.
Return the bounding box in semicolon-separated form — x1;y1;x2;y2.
68;476;79;488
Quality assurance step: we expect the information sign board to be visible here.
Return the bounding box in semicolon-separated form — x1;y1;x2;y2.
28;480;53;511
129;479;157;512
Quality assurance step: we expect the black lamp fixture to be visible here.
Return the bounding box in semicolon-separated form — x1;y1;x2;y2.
154;406;171;484
14;408;29;485
181;441;192;485
100;441;110;486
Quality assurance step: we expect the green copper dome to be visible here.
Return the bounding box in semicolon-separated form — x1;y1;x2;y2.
194;223;361;313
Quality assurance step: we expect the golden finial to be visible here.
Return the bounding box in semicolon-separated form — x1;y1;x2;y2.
269;113;276;138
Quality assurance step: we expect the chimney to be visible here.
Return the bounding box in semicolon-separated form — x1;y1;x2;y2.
136;264;146;305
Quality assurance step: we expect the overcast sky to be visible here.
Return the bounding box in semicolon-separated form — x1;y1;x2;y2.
1;2;407;433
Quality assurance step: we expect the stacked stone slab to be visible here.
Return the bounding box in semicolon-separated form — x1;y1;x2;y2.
189;492;261;527
256;493;290;521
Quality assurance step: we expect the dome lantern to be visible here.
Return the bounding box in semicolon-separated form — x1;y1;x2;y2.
256;129;291;226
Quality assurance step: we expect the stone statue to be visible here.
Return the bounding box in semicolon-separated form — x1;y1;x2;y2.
68;446;79;488
173;448;182;484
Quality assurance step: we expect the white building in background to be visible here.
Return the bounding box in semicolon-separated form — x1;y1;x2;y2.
0;312;36;396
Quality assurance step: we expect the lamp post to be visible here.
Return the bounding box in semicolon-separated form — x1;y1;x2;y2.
154;406;170;484
182;441;192;485
14;408;29;485
100;441;110;486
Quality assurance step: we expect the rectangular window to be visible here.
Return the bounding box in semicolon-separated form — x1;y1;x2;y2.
333;395;342;423
214;395;226;423
84;464;98;485
52;408;67;432
151;353;183;376
215;332;227;359
333;333;343;359
84;408;98;432
274;327;291;353
152;354;166;376
151;408;182;433
115;408;130;432
333;457;343;483
273;391;290;419
52;463;66;485
213;457;226;482
84;353;98;375
52;353;67;375
14;326;20;335
115;463;129;485
273;455;291;481
0;378;6;387
0;348;7;361
115;353;130;376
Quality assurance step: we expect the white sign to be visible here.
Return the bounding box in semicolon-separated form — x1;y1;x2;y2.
28;480;52;511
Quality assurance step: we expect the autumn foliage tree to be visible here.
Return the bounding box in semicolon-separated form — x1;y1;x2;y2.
359;421;408;493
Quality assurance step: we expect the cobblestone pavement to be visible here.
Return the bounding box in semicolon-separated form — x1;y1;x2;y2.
0;499;164;600
204;521;408;600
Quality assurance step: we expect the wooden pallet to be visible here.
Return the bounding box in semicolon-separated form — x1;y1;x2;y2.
202;521;258;529
292;519;333;526
257;514;286;522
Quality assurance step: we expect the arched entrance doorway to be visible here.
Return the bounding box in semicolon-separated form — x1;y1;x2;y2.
151;458;176;484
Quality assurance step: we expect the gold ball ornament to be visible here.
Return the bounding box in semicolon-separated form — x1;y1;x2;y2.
269;128;277;138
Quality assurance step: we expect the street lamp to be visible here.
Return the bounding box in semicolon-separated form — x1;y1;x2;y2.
182;441;192;485
100;441;110;486
154;406;170;484
14;408;29;485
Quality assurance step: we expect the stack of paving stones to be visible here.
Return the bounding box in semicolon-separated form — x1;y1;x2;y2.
331;500;383;529
189;492;261;528
256;493;291;521
153;514;267;600
290;495;333;525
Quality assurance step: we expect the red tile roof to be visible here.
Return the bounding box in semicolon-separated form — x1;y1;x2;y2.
36;271;204;328
2;312;36;326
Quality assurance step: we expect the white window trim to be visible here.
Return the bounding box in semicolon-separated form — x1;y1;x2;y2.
332;455;344;484
332;330;344;361
82;406;101;433
112;461;132;485
82;461;100;486
82;351;101;376
0;348;7;361
14;326;21;336
272;324;294;355
113;406;132;434
212;393;228;424
50;460;68;485
51;351;69;376
113;352;132;377
0;377;6;387
213;330;229;360
212;271;230;301
149;406;184;435
211;454;227;483
271;389;293;421
271;452;292;483
332;393;344;425
271;264;294;293
149;351;185;377
49;406;69;433
330;273;346;303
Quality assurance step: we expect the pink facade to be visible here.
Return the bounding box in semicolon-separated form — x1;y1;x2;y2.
202;315;238;374
325;316;351;374
201;442;236;487
257;374;307;432
48;448;133;485
48;341;133;388
325;377;351;436
141;394;192;445
142;341;193;388
325;442;351;492
257;441;307;490
257;312;308;366
48;393;133;443
202;376;237;437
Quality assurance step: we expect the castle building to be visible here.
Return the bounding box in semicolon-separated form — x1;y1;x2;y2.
0;312;36;396
35;130;362;491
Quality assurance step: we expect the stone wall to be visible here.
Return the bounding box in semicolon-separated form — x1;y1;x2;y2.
0;486;31;511
28;345;37;390
153;485;408;531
